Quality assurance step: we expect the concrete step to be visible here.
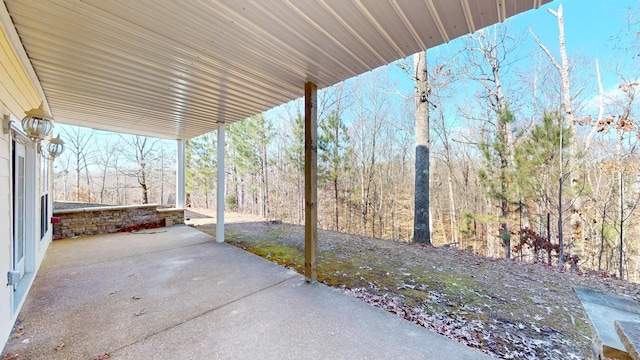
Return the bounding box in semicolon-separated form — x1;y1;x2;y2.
615;321;640;360
575;287;640;360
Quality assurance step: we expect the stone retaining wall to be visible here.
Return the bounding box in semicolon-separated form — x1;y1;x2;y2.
157;208;185;227
52;204;185;240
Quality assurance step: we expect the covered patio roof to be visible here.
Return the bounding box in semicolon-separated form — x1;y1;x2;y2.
1;0;550;140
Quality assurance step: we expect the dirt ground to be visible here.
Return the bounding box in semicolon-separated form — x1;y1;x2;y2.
187;209;640;359
185;208;264;226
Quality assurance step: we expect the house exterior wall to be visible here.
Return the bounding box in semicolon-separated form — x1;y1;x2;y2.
0;25;50;347
0;110;12;349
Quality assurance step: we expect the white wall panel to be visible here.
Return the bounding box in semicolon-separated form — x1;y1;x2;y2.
0;133;12;348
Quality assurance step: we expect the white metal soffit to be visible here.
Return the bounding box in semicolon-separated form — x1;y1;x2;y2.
3;0;550;140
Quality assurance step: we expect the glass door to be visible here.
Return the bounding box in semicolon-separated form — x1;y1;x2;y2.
13;141;26;282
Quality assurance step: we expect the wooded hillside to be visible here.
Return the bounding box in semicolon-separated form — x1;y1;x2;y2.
53;4;640;282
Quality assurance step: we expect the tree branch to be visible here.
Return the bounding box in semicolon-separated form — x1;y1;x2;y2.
529;28;562;72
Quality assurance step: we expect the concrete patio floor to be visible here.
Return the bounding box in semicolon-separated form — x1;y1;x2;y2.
2;225;490;359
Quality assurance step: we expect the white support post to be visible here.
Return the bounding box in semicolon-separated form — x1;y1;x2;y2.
176;139;186;208
216;124;225;243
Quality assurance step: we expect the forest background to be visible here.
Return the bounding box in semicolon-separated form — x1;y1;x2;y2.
52;0;640;282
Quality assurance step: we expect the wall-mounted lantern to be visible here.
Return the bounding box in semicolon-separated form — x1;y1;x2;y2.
44;135;65;160
21;103;54;141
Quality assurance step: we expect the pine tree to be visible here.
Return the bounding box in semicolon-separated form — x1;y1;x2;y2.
228;114;274;217
319;109;352;231
285;112;305;173
515;111;572;263
186;133;217;208
478;108;517;258
283;111;305;223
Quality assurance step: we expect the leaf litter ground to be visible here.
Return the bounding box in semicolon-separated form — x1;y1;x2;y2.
191;213;639;359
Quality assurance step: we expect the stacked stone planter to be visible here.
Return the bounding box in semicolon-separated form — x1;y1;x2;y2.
52;204;185;240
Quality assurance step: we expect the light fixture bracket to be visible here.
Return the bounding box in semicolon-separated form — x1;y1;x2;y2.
1;114;12;135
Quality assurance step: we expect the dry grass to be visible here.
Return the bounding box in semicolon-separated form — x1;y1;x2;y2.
190;210;639;359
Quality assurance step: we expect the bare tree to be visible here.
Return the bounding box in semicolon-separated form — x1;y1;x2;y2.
120;135;159;204
429;63;459;246
462;25;520;258
52;150;72;201
95;135;120;204
60;126;94;202
155;147;173;204
598;80;640;279
530;5;580;267
531;6;575;134
352;76;383;236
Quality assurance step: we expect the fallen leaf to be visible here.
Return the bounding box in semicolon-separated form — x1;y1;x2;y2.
134;309;146;316
93;353;111;360
132;296;141;300
55;343;65;351
217;219;640;359
11;327;24;339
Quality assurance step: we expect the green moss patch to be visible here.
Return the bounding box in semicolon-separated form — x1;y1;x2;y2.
195;222;623;359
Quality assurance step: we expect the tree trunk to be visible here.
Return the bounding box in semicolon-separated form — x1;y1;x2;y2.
532;5;575;139
618;149;624;280
547;212;552;265
378;174;384;238
76;157;81;201
360;166;367;236
141;179;149;204
204;179;209;208
598;203;607;272
558;129;564;267
100;173;106;204
446;163;458;245
333;113;340;231
334;177;339;231
262;146;269;218
391;198;396;240
413;51;431;244
63;171;68;201
555;6;575;132
160;154;164;204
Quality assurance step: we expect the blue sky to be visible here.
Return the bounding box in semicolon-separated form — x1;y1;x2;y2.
532;0;635;54
408;0;638;125
421;0;639;98
518;0;637;87
277;0;639;118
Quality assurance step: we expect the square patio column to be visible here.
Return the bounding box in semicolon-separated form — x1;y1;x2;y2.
304;82;318;283
216;124;225;243
176;139;186;208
